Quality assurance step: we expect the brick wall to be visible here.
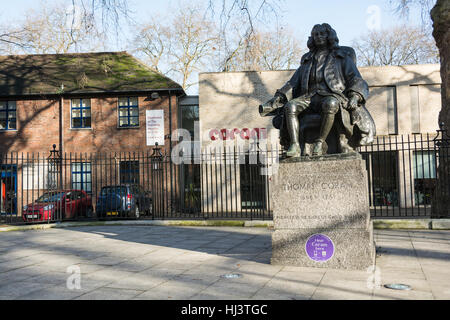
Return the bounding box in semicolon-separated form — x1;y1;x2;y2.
0;93;179;155
0;98;60;154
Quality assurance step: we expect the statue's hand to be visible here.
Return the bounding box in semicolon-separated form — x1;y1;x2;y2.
276;95;287;107
346;94;359;111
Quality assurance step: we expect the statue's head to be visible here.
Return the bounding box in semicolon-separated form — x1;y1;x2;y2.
307;23;339;51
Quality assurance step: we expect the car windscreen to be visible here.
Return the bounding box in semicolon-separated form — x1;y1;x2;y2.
100;187;127;196
36;192;65;202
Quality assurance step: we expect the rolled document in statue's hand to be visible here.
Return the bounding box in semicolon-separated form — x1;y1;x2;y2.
259;96;282;116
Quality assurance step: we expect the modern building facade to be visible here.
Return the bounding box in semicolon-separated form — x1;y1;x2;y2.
198;64;442;214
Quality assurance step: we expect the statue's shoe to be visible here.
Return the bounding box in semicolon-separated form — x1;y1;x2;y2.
286;143;301;157
339;140;354;153
312;140;323;156
338;135;355;153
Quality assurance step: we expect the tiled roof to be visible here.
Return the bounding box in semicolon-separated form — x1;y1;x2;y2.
0;51;183;96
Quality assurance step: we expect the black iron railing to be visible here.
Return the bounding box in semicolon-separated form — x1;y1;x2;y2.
1;132;449;225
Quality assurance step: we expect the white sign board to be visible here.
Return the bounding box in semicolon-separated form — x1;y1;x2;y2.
146;110;164;146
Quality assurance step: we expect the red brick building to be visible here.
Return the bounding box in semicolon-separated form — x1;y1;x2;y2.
0;52;186;217
0;51;185;155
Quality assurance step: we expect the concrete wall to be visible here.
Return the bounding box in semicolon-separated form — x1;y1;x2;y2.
199;64;442;147
198;64;442;212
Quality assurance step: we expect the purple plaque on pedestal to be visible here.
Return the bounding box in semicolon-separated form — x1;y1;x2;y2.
305;234;334;262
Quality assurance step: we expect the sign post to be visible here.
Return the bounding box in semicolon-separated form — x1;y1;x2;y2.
146;110;164;146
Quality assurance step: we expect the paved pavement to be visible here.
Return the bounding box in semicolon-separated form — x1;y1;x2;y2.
0;225;449;300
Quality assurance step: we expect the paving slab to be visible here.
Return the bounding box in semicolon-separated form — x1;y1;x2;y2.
0;226;448;300
134;282;210;300
75;287;144;300
0;281;57;299
15;286;86;300
104;274;166;291
312;279;374;300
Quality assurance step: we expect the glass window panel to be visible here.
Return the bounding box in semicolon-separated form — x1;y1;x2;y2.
413;151;436;179
8;111;16;119
118;98;128;106
129;108;139;117
84;118;91;128
181;105;199;137
73;174;81;183
84;183;92;192
0;102;6;110
72;163;82;172
72;109;81;117
82;109;91;117
130;117;139;126
0;120;5;129
83;162;91;172
119;118;128;127
73;183;82;190
8;120;16;130
129;97;138;106
82;99;91;107
119;109;128;117
0;112;6;119
72;118;82;128
71;99;80;108
8;101;16;109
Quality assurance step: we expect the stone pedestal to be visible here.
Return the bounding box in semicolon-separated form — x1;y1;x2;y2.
271;153;375;270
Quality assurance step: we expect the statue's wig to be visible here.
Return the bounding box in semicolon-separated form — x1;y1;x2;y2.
307;23;339;51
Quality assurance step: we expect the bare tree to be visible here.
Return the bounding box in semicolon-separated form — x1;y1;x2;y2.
133;17;172;73
170;7;218;90
389;0;436;28
134;5;218;91
205;0;284;71
67;0;131;39
352;25;439;66
222;25;303;71
0;1;107;55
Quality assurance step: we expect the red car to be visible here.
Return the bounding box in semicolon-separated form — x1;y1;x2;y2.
22;190;93;222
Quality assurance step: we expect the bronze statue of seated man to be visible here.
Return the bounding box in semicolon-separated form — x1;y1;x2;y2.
259;23;375;157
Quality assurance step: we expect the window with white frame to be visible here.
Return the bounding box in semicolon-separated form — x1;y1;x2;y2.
0;101;16;130
71;99;91;128
118;97;139;127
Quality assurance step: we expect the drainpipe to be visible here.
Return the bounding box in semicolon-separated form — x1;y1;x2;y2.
168;90;173;207
59;84;64;189
168;89;172;154
59;89;63;155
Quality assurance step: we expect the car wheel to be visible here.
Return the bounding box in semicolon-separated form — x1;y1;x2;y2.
134;206;140;219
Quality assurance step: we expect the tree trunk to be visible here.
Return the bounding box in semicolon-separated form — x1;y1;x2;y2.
431;0;450;218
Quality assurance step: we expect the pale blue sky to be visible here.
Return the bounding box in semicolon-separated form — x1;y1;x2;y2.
129;0;425;46
2;0;425;46
2;0;427;93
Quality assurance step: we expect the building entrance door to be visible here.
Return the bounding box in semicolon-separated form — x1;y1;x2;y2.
0;165;17;215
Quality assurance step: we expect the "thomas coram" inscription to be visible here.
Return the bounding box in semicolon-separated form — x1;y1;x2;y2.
283;181;354;191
